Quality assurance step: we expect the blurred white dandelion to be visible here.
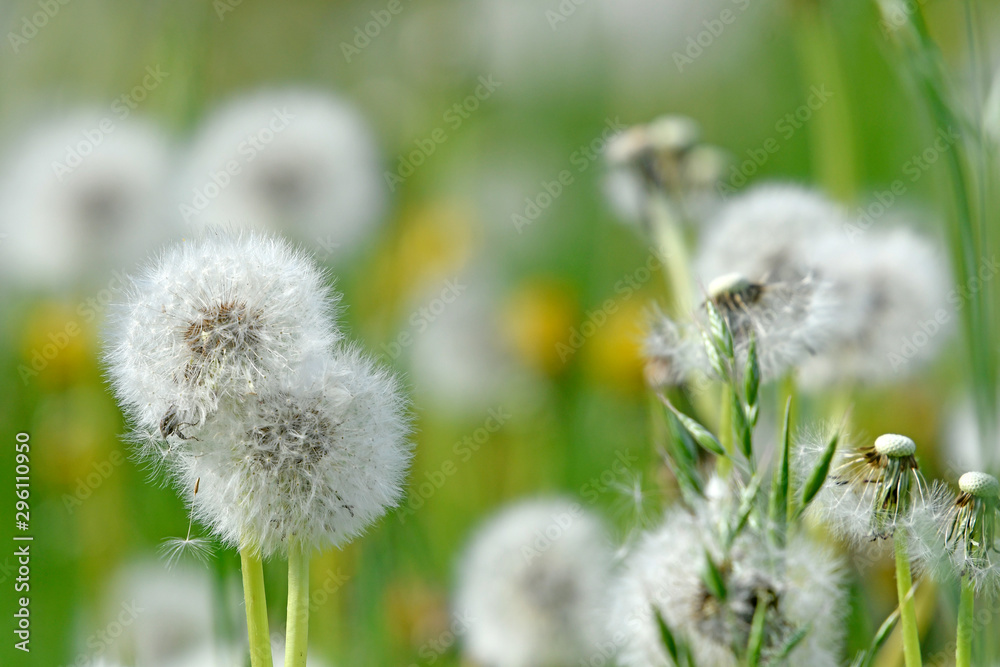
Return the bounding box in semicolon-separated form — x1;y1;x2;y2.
610;481;845;667
175;88;385;259
0;112;173;290
800;225;953;387
453;499;614;667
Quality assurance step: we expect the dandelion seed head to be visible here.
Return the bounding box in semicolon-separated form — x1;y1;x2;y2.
800;227;952;386
0;113;173;289
105;230;339;440
959;472;999;498
453;499;614;667
803;429;924;546
694;184;849;286
874;433;916;458
177;88;385;257
178;346;410;556
611;486;845;667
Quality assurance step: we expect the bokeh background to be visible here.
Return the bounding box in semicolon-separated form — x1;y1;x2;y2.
0;0;996;665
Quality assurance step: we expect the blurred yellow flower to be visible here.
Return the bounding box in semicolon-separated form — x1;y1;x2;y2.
502;280;578;376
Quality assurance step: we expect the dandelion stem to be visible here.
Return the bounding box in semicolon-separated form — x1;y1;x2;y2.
893;534;922;667
240;546;273;667
285;542;311;667
956;575;975;667
647;193;693;317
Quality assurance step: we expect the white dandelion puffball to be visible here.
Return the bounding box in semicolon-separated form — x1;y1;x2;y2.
611;494;845;667
106;230;340;439
104;561;215;667
0;112;173;290
454;499;614;667
176;346;411;555
175;88;385;257
800;226;952;386
694;183;852;287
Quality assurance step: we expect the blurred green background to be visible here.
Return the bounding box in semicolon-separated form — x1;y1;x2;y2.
0;0;994;665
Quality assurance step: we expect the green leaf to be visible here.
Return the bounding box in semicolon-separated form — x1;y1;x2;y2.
730;389;752;461
771;625;809;662
664;411;705;498
743;334;760;410
769;398;792;545
654;606;681;665
705;300;735;362
702;550;727;602
744;592;769;667
701;329;727;379
661;395;726;458
800;431;839;512
851;608;900;667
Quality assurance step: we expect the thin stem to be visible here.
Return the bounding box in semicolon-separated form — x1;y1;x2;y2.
717;383;734;477
647;193;694;317
240;546;273;667
956;575;975;667
792;0;857;202
893;534;922;667
285;542;311;667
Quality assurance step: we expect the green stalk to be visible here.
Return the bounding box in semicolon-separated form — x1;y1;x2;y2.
956;576;975;667
285;542;311;667
893;534;922;667
791;0;857;202
717;384;734;477
647;193;694;317
240;546;274;667
900;2;998;461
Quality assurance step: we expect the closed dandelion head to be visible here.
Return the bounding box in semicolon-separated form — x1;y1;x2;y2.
105;230;339;452
177;347;410;556
454;499;613;667
0;113;172;289
611;490;844;667
177;88;385;257
806;431;924;545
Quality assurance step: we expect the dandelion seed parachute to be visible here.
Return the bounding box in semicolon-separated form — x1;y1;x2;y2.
175;88;385;257
453;499;614;667
610;481;845;667
105;230;340;445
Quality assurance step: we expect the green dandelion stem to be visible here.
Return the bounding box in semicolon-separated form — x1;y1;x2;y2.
893;533;922;667
956;575;975;667
240;546;274;667
285;541;311;667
